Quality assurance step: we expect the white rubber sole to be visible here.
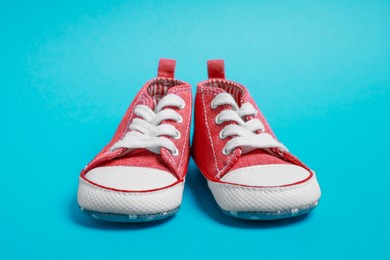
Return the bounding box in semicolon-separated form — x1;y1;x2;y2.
77;177;184;222
208;174;321;220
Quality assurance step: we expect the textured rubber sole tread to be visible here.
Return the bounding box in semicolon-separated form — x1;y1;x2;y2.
80;206;180;222
221;201;319;220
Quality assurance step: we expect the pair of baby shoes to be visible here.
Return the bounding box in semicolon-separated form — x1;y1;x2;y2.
77;59;321;222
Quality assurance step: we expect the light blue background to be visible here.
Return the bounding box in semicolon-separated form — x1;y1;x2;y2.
1;1;389;259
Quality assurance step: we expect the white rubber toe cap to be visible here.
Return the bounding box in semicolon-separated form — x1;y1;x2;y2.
220;164;311;187
79;166;183;215
208;164;321;213
85;166;178;191
78;177;184;215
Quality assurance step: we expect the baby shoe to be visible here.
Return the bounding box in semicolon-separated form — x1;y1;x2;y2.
192;60;321;220
77;59;192;222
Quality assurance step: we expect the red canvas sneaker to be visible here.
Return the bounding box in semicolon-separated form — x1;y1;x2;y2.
77;59;192;222
192;60;321;220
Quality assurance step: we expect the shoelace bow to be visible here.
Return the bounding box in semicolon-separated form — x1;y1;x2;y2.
211;93;287;155
111;93;185;156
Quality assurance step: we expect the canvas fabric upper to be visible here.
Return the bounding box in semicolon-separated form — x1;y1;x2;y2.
192;60;312;185
80;59;192;191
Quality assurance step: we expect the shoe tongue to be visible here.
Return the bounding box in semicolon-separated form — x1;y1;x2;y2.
145;80;188;111
143;90;156;109
215;82;248;107
166;84;182;94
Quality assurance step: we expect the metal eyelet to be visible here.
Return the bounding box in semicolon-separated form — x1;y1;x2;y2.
222;147;231;155
173;130;181;139
214;115;221;124
171;148;179;156
219;131;226;140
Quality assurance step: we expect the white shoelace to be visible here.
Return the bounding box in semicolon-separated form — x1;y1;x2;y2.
110;94;185;156
211;93;288;155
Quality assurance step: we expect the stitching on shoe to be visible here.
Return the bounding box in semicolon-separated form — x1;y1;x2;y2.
200;80;246;104
202;92;220;174
170;86;191;93
218;150;238;178
80;177;184;195
177;94;191;173
209;175;316;192
118;92;146;142
164;148;178;167
222;164;309;180
151;85;191;170
197;87;239;179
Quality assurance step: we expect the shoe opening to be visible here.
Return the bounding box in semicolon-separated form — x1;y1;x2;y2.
146;78;187;109
203;79;244;105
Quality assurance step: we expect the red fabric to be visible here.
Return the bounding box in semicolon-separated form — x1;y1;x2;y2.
207;60;225;79
157;58;176;78
192;86;239;181
80;63;192;188
192;67;312;182
160;85;192;180
99;150;170;172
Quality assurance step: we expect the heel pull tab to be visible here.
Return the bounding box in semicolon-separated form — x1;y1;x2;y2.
207;60;225;79
157;58;176;78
